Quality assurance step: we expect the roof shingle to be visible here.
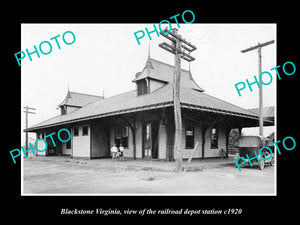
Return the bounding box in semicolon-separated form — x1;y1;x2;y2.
58;91;104;107
133;58;205;92
25;58;259;131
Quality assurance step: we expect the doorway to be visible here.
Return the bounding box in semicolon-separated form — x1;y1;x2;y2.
142;122;159;159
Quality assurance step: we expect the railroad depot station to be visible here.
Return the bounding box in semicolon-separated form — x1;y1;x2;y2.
24;55;274;161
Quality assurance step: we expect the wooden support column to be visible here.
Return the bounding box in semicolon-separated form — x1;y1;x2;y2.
129;120;136;160
225;127;232;158
201;123;209;160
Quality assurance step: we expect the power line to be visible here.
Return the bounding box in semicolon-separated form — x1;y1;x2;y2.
158;28;196;171
23;106;36;157
241;40;275;136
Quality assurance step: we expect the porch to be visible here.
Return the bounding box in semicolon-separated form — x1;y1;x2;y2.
32;105;267;161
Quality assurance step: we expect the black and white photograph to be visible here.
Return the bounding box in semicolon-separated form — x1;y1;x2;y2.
4;5;298;220
20;23;276;195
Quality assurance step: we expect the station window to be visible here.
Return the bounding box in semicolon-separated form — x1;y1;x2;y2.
82;125;89;136
74;127;79;136
211;127;218;149
121;126;129;148
66;140;71;149
115;126;129;148
137;79;148;96
185;120;194;149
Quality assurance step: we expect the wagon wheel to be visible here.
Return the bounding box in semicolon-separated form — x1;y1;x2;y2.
259;158;265;170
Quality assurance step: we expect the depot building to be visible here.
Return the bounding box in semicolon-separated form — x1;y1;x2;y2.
24;55;273;161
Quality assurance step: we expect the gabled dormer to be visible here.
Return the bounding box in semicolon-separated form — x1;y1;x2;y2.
58;90;104;115
132;56;205;96
133;57;168;96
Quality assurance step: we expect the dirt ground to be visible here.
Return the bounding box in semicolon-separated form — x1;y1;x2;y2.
22;156;276;195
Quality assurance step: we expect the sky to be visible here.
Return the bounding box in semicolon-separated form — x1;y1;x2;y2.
21;23;276;142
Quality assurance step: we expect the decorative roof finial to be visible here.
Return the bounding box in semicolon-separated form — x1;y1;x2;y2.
188;62;192;79
66;82;72;98
148;42;151;59
145;43;154;69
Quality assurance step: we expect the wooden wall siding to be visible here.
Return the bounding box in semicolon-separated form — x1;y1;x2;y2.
124;128;134;158
149;79;165;93
204;123;226;158
91;122;110;158
61;142;71;155
180;124;202;159
135;121;143;158
194;125;202;158
165;110;175;161
158;124;166;159
66;105;80;114
172;121;227;159
109;127;115;157
72;125;90;158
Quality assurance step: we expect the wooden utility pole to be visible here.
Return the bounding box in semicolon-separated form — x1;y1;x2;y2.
159;28;196;171
241;40;274;136
23;106;36;156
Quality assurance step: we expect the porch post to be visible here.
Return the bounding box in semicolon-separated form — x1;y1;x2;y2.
127;118;136;160
237;126;242;136
201;123;209;160
225;128;231;158
35;132;39;156
132;121;136;160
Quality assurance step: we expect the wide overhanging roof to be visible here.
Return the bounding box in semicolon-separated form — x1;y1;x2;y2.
25;84;262;132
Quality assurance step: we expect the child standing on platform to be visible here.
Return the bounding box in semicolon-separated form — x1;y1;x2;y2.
119;144;124;161
111;144;118;161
